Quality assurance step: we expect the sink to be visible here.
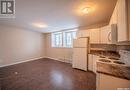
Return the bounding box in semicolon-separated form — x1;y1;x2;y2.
98;59;111;63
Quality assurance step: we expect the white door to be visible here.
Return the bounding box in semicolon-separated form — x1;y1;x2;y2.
72;48;87;71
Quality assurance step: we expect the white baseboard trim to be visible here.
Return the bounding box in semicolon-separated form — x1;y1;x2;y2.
45;57;72;64
0;57;44;68
0;56;72;68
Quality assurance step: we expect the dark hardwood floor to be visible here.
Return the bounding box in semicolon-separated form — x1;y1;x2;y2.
0;58;96;90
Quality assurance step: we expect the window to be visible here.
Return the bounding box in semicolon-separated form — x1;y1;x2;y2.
52;32;62;47
63;31;77;47
51;29;77;48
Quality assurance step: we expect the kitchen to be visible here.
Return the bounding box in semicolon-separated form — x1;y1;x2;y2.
0;0;130;90
73;0;130;89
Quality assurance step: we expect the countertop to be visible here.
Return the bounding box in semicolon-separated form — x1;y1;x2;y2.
89;49;120;59
89;49;130;80
96;61;130;80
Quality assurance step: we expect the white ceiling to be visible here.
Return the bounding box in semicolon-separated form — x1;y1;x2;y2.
0;0;117;33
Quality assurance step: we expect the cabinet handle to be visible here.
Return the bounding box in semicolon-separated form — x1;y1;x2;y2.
108;32;111;42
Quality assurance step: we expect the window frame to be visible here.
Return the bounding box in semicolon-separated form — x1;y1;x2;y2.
51;29;77;48
51;32;63;48
63;30;77;48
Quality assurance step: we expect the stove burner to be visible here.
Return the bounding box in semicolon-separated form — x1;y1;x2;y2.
98;59;111;63
108;57;120;60
99;56;106;58
113;61;125;65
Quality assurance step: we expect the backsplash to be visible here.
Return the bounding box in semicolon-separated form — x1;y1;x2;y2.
116;45;130;52
90;44;117;51
90;44;130;52
119;50;130;66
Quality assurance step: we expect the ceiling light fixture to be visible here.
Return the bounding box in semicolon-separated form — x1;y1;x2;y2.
32;23;48;28
82;7;90;14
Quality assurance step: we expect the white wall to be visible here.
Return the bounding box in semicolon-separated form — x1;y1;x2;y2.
0;25;45;67
44;33;73;63
0;23;108;66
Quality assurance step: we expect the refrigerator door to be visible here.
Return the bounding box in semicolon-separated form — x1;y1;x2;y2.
72;48;87;71
73;38;89;48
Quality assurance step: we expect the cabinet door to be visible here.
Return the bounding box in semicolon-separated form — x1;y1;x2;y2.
98;73;130;90
100;26;111;44
110;2;118;25
72;48;87;71
117;0;128;42
90;29;100;43
88;54;99;73
72;48;80;69
92;55;99;73
128;0;130;40
77;30;90;38
88;54;93;71
82;30;90;37
112;3;118;24
77;31;82;38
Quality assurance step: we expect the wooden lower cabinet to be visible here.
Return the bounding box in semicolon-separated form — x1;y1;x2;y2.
88;54;99;73
96;73;130;90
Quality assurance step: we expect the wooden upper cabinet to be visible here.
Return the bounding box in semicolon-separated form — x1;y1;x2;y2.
89;28;100;44
113;5;118;24
127;0;130;40
100;26;111;44
77;30;90;38
109;0;129;42
77;29;100;44
100;25;117;44
76;0;130;43
110;2;118;25
77;26;117;44
117;0;128;42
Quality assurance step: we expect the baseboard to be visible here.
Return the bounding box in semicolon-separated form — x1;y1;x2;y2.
0;56;72;68
0;57;44;68
45;57;72;64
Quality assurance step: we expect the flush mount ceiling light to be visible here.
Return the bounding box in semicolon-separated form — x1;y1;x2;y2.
82;7;90;14
32;23;48;28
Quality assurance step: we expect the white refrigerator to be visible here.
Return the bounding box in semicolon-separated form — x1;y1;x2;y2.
72;37;89;71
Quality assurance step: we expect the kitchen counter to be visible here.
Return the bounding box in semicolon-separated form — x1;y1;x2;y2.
97;61;130;80
89;49;130;80
89;49;120;59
